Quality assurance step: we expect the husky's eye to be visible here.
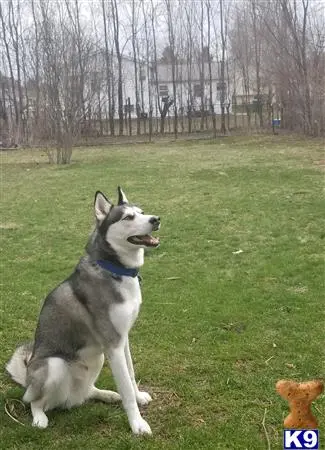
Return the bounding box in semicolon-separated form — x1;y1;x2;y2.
123;214;135;221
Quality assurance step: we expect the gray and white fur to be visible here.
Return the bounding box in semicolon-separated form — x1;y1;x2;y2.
6;187;160;434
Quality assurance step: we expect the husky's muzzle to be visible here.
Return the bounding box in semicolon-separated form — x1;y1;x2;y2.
127;216;160;247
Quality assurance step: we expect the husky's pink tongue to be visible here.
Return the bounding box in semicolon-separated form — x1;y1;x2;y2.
142;235;159;246
136;234;159;246
131;234;159;247
128;234;160;247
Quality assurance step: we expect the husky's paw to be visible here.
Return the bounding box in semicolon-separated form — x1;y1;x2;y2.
101;390;121;403
32;413;48;429
130;417;152;435
136;391;152;406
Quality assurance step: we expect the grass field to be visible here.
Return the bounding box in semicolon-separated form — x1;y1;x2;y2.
0;135;324;449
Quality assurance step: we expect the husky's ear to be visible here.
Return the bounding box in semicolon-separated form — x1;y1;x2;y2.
94;191;112;222
117;186;128;205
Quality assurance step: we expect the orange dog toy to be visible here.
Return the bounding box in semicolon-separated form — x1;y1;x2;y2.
276;379;323;429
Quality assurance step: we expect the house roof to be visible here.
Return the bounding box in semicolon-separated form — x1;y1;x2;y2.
155;61;221;83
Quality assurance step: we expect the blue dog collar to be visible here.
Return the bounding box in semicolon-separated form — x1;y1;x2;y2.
96;260;139;278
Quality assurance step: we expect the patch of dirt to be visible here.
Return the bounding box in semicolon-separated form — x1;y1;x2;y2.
0;222;20;230
233;359;256;372
186;404;229;427
288;285;308;294
221;322;246;333
234;359;249;369
143;386;182;412
313;160;325;171
190;416;206;428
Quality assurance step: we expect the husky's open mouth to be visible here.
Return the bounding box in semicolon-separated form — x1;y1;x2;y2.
127;234;160;247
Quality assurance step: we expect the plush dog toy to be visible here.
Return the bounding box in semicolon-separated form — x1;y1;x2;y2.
276;379;323;429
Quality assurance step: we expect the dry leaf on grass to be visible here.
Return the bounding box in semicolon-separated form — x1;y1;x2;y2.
285;363;296;369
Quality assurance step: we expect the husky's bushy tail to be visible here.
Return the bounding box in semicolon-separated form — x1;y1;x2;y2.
6;342;33;387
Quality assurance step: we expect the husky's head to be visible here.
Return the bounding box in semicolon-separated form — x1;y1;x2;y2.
90;187;160;268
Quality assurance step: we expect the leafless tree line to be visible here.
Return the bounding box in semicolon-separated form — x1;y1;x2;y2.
0;0;323;161
232;0;325;136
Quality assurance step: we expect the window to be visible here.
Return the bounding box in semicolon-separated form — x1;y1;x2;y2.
193;84;203;98
140;68;146;81
159;85;168;97
217;81;227;92
124;104;134;114
216;82;227;100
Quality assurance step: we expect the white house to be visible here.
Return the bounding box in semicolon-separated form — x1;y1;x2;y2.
94;56;229;119
152;61;228;116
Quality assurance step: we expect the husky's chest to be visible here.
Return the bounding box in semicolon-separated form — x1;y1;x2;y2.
109;276;142;337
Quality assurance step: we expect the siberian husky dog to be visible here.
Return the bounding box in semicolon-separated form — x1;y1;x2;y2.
6;187;160;435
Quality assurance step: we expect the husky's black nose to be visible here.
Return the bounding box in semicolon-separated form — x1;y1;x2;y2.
149;216;160;230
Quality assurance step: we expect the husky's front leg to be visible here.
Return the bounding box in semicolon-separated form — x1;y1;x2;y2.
108;346;152;435
124;337;152;406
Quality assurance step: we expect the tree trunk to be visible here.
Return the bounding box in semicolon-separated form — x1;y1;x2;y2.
101;0;114;136
9;0;24;142
166;0;178;139
251;0;263;127
219;0;226;134
0;3;19;135
31;0;40;131
206;0;216;138
199;1;205;131
132;0;141;136
111;0;123;135
142;0;153;140
150;0;164;133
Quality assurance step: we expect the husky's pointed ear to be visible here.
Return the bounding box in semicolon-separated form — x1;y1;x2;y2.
117;186;128;205
94;191;112;222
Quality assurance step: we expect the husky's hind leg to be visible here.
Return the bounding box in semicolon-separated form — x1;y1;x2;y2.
77;352;121;404
24;357;71;428
31;400;48;428
88;386;121;403
24;384;49;428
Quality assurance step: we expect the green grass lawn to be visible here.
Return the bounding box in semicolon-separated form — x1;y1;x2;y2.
0;135;324;449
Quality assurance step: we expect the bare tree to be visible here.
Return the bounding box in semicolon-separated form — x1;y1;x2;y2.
251;0;263;127
111;0;123;135
219;0;226;134
198;1;206;131
101;0;115;136
141;0;153;140
149;1;169;134
206;0;216;137
8;0;24;138
65;0;87;122
184;2;195;133
231;4;254;129
37;0;95;163
0;1;20;142
131;0;141;135
31;0;40;132
280;0;312;133
165;0;178;138
250;0;325;134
